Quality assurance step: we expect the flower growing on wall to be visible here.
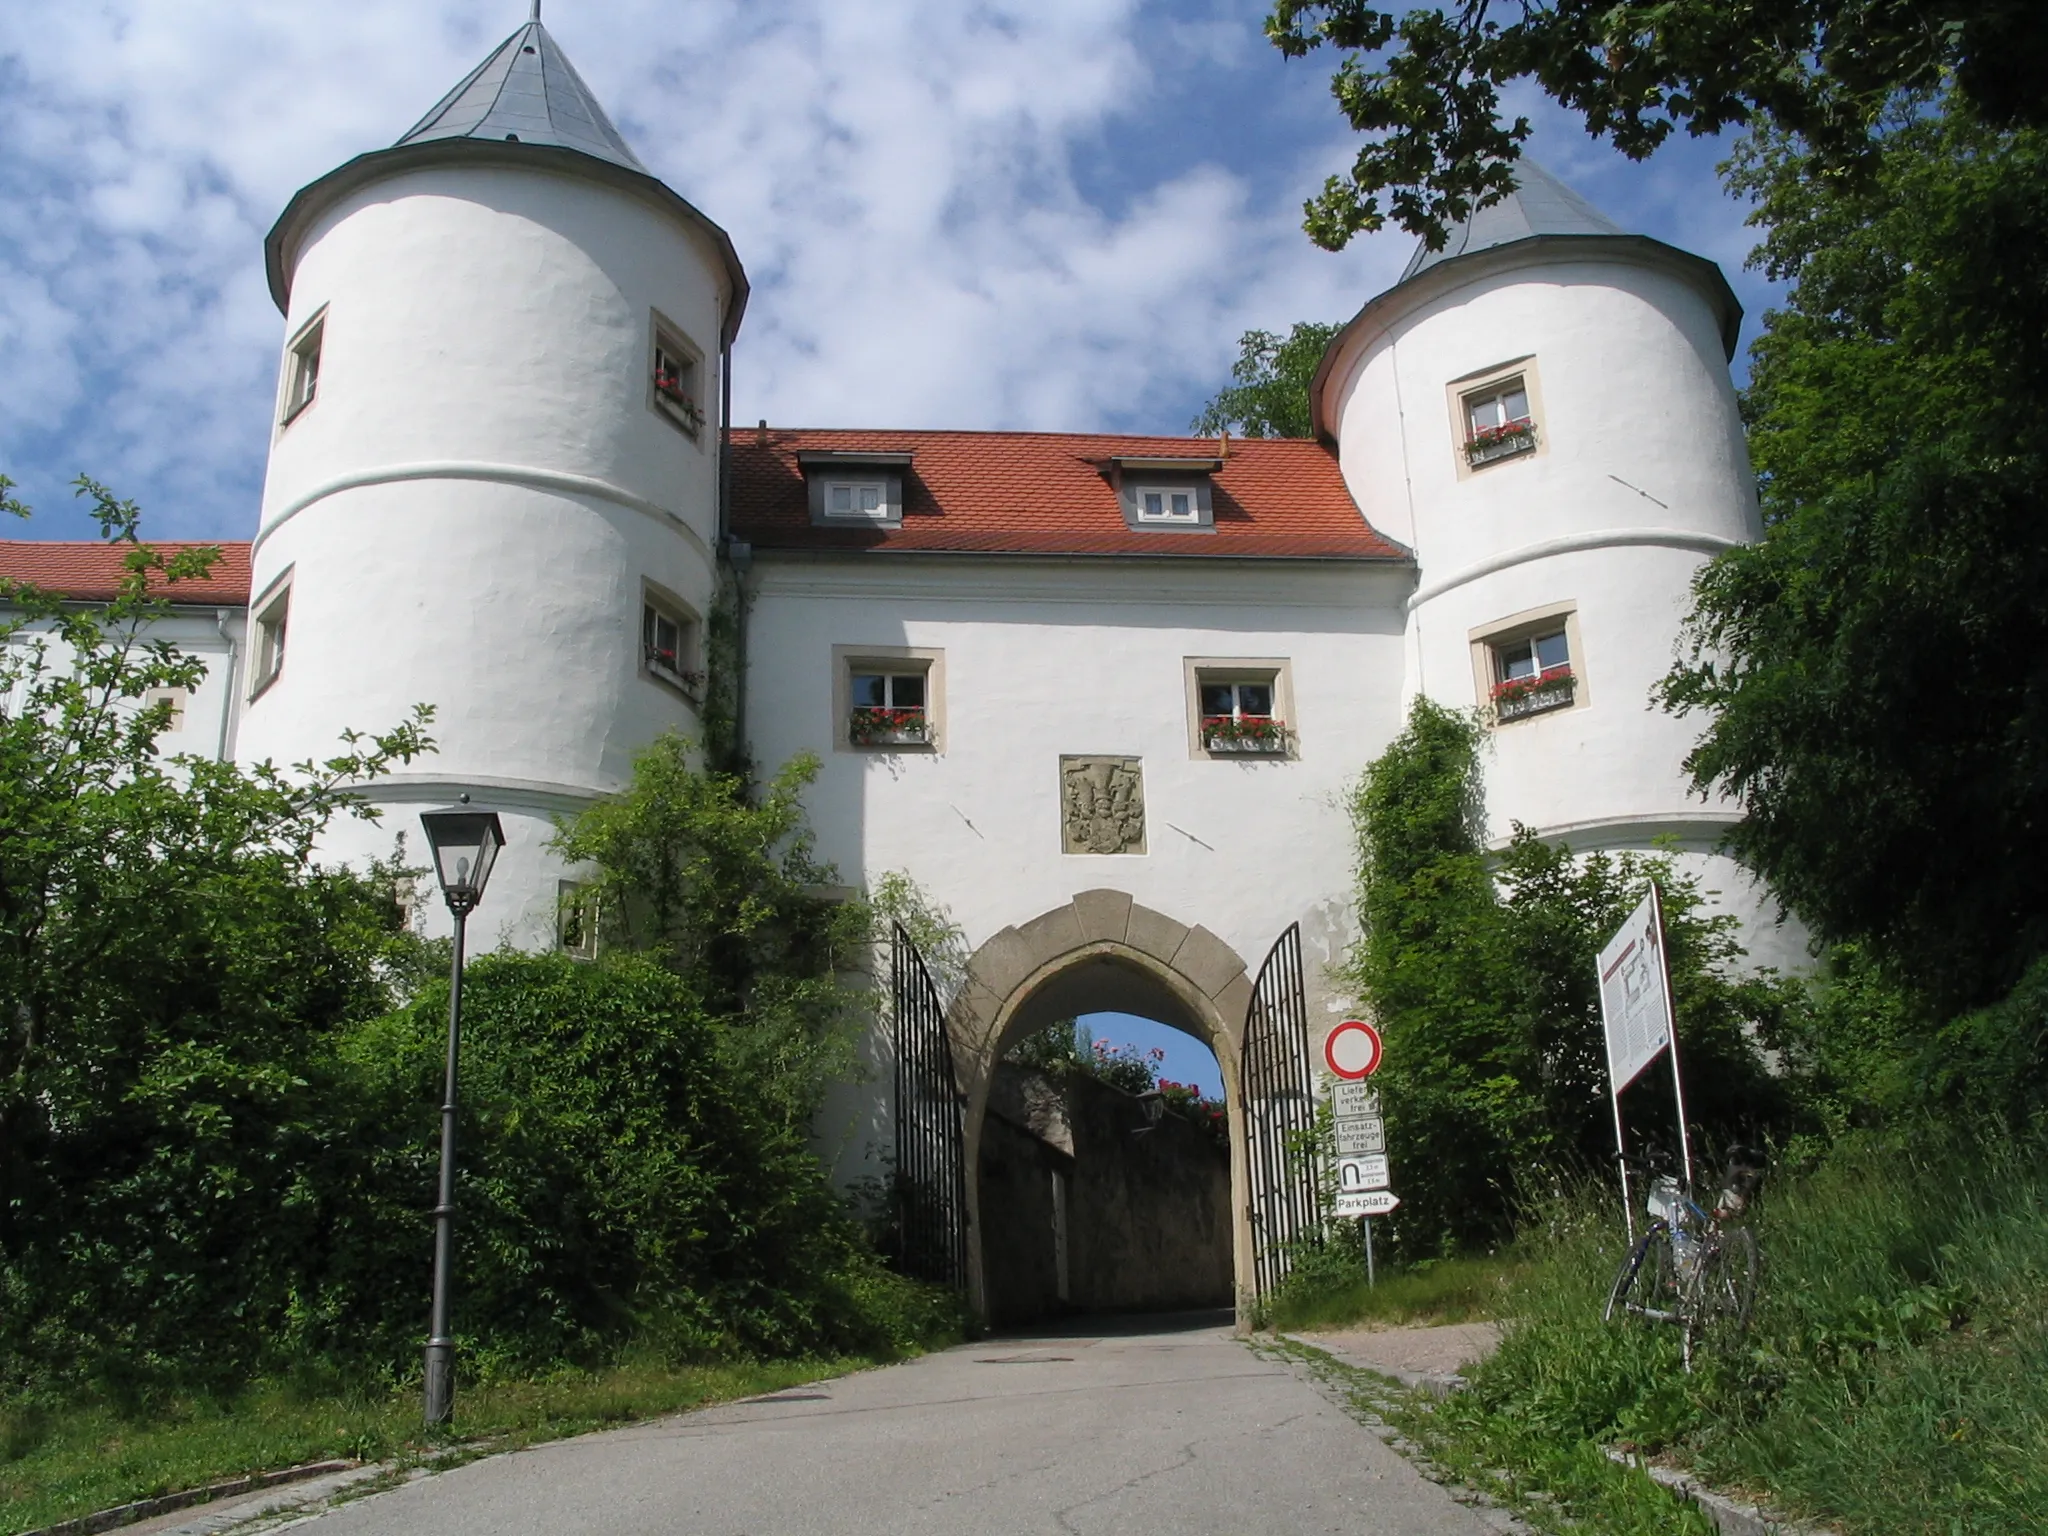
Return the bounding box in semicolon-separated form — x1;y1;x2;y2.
849;706;928;745
1202;714;1289;751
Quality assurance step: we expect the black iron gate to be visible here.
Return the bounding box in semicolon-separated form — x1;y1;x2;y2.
1241;922;1322;1297
889;922;969;1291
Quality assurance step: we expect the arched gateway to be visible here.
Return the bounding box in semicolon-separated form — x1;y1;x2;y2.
905;890;1319;1321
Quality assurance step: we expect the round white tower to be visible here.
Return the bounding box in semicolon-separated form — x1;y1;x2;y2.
1315;163;1804;972
239;15;747;947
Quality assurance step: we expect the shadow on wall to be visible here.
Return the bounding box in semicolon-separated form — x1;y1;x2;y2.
979;1063;1231;1326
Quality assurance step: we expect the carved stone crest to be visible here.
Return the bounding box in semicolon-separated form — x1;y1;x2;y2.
1060;756;1146;855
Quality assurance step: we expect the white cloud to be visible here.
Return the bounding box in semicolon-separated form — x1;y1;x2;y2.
2;1;1755;540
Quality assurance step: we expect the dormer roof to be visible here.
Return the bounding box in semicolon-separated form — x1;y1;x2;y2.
1399;159;1624;282
396;19;644;173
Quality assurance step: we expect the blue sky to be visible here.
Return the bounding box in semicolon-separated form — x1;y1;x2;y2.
0;0;1777;544
1079;1012;1226;1099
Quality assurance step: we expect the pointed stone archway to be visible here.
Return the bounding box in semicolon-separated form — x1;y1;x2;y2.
945;890;1258;1321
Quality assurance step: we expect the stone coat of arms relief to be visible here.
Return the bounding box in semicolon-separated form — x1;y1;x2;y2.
1060;756;1146;855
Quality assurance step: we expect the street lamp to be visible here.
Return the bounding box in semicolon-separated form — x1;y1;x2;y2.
417;795;504;1426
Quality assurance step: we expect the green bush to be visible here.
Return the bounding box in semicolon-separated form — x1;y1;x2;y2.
327;951;951;1371
1346;698;1792;1255
1461;1135;2048;1534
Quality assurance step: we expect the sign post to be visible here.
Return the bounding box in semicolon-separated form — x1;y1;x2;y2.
1596;884;1692;1238
1325;1022;1392;1284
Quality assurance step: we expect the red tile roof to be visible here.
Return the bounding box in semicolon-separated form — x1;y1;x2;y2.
729;428;1407;560
0;540;254;606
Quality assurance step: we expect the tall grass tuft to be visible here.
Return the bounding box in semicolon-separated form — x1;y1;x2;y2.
1463;1131;2048;1534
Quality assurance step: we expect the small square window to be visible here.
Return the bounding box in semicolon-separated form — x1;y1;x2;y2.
641;596;700;696
280;313;323;426
1461;374;1536;468
1135;486;1200;524
142;686;189;734
249;576;291;700
558;880;599;959
1489;627;1575;722
822;480;891;521
1188;661;1291;756
651;319;705;438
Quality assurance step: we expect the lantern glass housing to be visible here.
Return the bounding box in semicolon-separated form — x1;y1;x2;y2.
419;807;505;911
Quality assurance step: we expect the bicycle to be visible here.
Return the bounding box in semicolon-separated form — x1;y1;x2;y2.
1604;1148;1763;1369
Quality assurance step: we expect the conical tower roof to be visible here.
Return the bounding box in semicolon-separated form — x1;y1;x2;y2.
1399;159;1623;282
264;8;750;340
397;18;644;173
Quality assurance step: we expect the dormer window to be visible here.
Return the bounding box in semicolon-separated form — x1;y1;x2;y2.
800;451;911;527
825;481;888;520
1110;455;1221;531
1136;487;1199;524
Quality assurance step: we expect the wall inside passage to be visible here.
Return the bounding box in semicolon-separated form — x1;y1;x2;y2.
238;161;732;944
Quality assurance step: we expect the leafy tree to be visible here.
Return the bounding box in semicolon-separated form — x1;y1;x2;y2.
1348;699;1788;1252
1264;1;2048;248
550;737;869;1126
1190;322;1339;438
1658;108;2048;1018
0;477;434;1381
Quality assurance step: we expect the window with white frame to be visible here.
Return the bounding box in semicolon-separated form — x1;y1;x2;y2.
650;319;705;437
848;668;928;746
1186;658;1293;757
1461;374;1536;467
1197;675;1286;754
558;880;598;959
822;480;890;521
280;312;324;426
249;576;290;699
641;595;700;695
142;686;189;734
1489;626;1574;721
1135;486;1200;524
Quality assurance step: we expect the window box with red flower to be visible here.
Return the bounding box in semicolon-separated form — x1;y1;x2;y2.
1491;664;1575;722
1201;714;1289;754
653;367;705;433
848;705;929;747
1464;417;1537;467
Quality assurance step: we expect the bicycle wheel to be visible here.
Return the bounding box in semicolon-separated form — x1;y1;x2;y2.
1696;1225;1759;1343
1605;1227;1680;1324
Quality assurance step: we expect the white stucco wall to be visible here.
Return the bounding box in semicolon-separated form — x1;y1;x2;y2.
2;606;246;767
746;554;1414;1183
238;160;733;944
1323;246;1803;972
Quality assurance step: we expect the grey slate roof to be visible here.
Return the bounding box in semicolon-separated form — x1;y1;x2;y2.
397;20;644;172
1399;159;1623;282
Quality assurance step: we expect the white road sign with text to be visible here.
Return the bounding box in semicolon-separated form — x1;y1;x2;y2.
1597;889;1674;1094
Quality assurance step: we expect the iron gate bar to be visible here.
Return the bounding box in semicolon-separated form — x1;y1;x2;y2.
890;922;969;1292
1241;922;1322;1297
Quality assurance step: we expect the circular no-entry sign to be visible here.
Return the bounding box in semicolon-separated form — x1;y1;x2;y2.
1324;1020;1383;1080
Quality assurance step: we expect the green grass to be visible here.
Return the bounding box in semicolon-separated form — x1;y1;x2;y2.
1267;1335;1718;1534
0;1355;885;1534
1450;1132;2048;1535
1263;1251;1528;1333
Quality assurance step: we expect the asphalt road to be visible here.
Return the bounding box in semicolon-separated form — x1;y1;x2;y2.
292;1312;1501;1535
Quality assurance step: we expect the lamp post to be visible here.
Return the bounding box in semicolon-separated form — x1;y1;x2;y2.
417;795;504;1426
